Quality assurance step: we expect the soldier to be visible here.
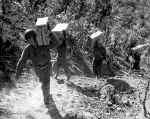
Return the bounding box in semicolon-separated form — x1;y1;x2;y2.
140;46;150;72
127;40;141;70
15;29;52;108
93;39;107;78
50;23;72;81
90;31;107;78
53;32;72;81
52;23;94;80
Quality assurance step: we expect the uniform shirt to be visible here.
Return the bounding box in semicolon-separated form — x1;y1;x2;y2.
16;44;51;77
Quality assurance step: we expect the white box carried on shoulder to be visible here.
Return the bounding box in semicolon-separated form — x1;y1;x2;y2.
51;23;69;41
132;43;150;52
90;31;103;39
90;30;103;48
35;17;50;46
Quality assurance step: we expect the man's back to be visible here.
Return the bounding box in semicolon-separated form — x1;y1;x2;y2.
26;45;51;67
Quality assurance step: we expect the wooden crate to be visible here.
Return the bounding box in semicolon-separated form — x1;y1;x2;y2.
35;17;50;46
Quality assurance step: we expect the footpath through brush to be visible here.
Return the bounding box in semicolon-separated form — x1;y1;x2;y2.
0;71;149;119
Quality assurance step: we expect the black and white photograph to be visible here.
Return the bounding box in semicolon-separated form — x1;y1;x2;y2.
0;0;150;119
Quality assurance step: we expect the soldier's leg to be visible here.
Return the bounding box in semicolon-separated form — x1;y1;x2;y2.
93;59;97;76
93;59;100;78
53;58;64;80
53;62;58;79
63;64;71;80
133;60;140;70
42;74;50;107
57;60;72;81
97;60;103;78
73;53;94;77
107;62;115;77
35;66;51;107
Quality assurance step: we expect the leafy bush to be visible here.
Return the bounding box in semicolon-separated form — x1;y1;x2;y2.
1;0;150;70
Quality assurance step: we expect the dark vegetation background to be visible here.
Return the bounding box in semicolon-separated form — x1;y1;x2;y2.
1;0;150;119
1;0;150;73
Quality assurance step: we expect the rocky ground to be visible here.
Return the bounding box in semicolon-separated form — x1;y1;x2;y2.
0;70;150;119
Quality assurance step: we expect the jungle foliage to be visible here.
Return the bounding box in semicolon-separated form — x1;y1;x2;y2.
1;0;150;73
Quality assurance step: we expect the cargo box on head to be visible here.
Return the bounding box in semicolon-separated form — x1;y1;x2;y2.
90;30;103;40
51;23;69;42
35;17;51;46
90;30;104;48
132;43;150;52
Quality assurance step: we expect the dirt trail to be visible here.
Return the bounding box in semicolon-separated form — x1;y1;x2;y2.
0;77;49;119
0;73;149;119
0;74;98;119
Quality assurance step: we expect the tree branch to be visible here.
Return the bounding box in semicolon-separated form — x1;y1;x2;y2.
0;15;25;32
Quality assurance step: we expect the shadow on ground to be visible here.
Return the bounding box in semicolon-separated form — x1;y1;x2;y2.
47;95;80;119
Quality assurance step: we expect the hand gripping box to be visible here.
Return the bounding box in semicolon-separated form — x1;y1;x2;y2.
35;17;50;46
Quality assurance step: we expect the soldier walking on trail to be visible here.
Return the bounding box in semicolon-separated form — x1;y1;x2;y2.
15;17;62;109
54;34;72;80
52;23;94;80
51;23;72;81
90;31;107;78
126;40;141;70
93;39;107;78
15;29;52;108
